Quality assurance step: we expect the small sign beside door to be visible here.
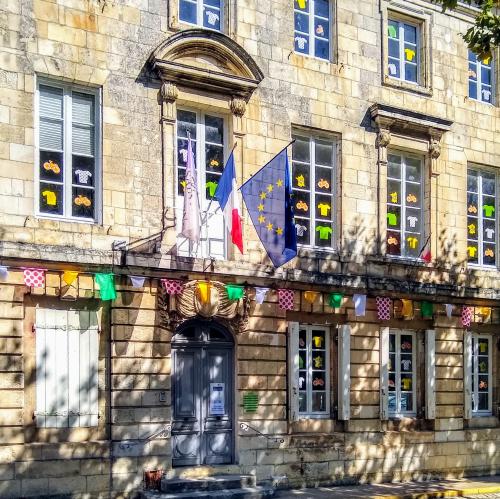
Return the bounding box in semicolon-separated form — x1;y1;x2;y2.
210;383;225;415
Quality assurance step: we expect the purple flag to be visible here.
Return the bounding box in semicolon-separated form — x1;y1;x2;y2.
181;136;200;242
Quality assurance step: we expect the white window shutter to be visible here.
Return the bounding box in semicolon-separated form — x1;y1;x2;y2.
338;325;351;420
425;329;436;420
379;327;389;420
288;322;300;422
463;330;472;419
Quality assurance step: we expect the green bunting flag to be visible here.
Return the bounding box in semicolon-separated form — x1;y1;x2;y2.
329;293;343;308
421;301;433;318
95;273;116;301
225;284;244;301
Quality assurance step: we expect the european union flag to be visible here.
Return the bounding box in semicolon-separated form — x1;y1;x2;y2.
240;149;297;267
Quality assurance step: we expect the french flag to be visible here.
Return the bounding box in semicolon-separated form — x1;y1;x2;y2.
214;152;243;253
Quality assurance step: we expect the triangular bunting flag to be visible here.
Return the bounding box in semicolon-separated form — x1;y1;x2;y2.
226;284;244;301
278;289;294;310
303;290;319;304
461;306;472;327
353;294;366;317
95;273;116;301
23;268;45;288
401;299;413;319
129;276;146;288
254;287;269;304
62;271;79;286
161;279;184;295
329;293;343;309
197;281;212;304
376;297;392;321
0;266;8;280
421;301;434;319
445;304;453;318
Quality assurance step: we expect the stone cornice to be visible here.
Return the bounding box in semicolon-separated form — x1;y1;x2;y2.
2;241;499;302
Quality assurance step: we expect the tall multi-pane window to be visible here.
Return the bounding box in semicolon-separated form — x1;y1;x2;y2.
292;135;335;249
388;330;416;416
386;153;423;258
176;110;226;258
37;81;100;221
179;0;222;30
298;326;330;417
294;0;331;61
471;334;492;415
467;169;496;266
468;50;493;104
387;18;419;84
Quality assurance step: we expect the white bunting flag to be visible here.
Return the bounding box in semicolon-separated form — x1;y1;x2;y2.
0;266;8;280
130;276;146;288
254;287;269;304
353;294;366;317
445;303;453;318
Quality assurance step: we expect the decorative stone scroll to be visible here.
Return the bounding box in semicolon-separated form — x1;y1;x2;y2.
369;103;453;175
157;280;250;333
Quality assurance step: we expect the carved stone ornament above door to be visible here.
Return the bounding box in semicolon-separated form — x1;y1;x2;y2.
149;29;264;101
157;280;250;333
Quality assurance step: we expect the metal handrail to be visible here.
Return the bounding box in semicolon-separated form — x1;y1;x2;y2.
239;421;284;444
118;424;172;450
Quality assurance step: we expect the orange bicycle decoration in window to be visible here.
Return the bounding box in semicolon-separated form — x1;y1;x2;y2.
74;194;92;207
43;159;61;174
296;200;308;211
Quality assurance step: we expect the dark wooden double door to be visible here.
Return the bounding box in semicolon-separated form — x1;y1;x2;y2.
171;322;234;466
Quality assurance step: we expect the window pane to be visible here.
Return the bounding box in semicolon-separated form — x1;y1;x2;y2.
315;141;333;166
40;183;64;215
295;34;309;54
315;166;332;194
295;218;310;245
295;11;309;33
177;110;197;139
72;187;95;219
388;155;402;178
405;63;417;83
203;6;220;29
388;38;400;58
40;119;63;151
387;231;400;255
469;80;478;100
180;0;197;24
315;38;329;59
73;155;95;187
40;150;64;183
293;137;310;163
72;92;94;125
72;125;95;157
40;85;63;119
403;23;417;44
314;0;329;17
315;221;332;247
205;115;223;144
293;163;311;191
312;392;326;411
314;18;329;40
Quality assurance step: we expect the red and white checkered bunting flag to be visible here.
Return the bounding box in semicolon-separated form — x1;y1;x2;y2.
278;289;294;310
376;297;392;321
161;279;184;295
461;306;472;327
23;268;45;288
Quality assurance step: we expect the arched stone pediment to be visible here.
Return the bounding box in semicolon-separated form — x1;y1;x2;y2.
149;29;264;100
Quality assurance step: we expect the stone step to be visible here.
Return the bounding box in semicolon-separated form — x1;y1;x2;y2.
139;485;275;499
161;474;257;493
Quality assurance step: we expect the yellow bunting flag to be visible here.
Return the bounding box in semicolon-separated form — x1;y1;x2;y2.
478;306;491;321
62;271;79;286
401;299;413;319
303;290;319;304
197;281;212;304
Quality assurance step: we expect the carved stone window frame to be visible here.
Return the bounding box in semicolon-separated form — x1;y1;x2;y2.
370;103;453;261
149;29;264;257
381;1;433;96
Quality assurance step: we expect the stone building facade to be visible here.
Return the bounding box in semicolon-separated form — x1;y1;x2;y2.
0;0;500;497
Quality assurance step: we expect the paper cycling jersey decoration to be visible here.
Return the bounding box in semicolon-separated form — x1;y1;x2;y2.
43;159;61;174
296;174;305;187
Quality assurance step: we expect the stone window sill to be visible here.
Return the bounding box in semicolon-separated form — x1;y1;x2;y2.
383;75;433;97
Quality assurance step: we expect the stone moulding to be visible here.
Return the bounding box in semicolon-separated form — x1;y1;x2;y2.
148;29;264;101
157;280;250;333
